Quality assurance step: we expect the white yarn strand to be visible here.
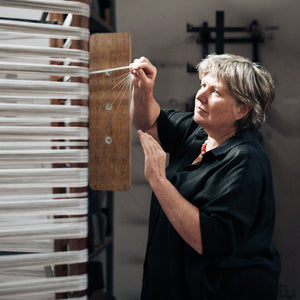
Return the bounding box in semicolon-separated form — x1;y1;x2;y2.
1;240;54;253
0;62;89;77
0;274;87;297
0;19;89;41
0;126;88;141
0;191;89;217
0;103;88;118
0;149;88;163
3;296;88;300
0;168;88;188
0;44;89;61
0;141;88;150
90;65;131;75
0;79;89;99
0;249;88;270
0;103;89;125
0;0;90;17
0;217;88;240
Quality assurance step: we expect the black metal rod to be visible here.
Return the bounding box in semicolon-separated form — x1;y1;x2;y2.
200;37;264;44
0;16;58;24
216;11;224;54
106;191;114;296
201;22;210;58
40;12;49;22
187;24;250;33
253;41;259;62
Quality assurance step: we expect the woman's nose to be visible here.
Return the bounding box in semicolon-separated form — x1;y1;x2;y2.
195;88;207;103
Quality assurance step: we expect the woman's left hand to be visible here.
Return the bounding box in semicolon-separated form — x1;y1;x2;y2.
138;130;167;184
138;130;203;254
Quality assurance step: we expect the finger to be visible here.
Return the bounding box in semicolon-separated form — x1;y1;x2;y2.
138;130;153;145
138;130;148;152
130;62;139;78
138;131;153;156
137;62;156;77
137;68;150;82
130;65;147;82
130;58;156;76
138;130;160;148
138;131;162;159
130;57;146;71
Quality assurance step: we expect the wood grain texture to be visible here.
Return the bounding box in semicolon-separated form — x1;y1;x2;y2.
89;33;131;191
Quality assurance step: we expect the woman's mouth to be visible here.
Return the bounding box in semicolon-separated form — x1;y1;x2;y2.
195;106;207;114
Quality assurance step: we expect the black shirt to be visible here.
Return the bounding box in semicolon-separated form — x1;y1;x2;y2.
141;109;281;300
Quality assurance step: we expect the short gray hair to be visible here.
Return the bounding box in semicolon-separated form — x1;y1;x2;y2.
197;53;275;132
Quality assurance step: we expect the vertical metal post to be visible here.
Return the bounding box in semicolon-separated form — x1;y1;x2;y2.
253;42;259;62
110;0;116;31
106;191;114;295
216;11;224;54
251;21;260;62
201;21;210;58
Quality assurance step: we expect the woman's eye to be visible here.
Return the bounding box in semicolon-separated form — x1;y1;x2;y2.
212;89;219;95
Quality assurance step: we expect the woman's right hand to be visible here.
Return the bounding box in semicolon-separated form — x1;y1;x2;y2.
130;57;157;94
129;57;160;136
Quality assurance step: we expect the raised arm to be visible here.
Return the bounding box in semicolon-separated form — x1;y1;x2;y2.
131;58;203;254
130;57;161;141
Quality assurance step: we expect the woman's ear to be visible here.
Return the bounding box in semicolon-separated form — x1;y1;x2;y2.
235;104;252;120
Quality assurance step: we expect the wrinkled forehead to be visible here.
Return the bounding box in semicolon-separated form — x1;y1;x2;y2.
199;72;227;88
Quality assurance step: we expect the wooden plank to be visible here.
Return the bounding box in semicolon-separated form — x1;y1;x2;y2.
89;33;131;191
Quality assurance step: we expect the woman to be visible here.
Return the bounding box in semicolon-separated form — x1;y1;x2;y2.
130;54;281;300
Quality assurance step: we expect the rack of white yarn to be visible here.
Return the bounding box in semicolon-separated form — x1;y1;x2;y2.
0;1;90;299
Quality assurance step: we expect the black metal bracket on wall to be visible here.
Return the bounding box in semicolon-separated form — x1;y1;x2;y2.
187;10;266;72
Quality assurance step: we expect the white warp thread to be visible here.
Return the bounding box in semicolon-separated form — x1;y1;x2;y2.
0;249;88;269
1;240;54;253
0;19;89;40
0;105;88;117
0;44;89;61
0;79;89;99
3;296;87;300
0;274;87;297
0;61;89;77
0;168;88;188
0;141;88;149
0;126;88;140
0;0;90;17
0;216;88;240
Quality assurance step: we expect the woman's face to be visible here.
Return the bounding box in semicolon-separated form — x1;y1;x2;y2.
193;73;243;136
